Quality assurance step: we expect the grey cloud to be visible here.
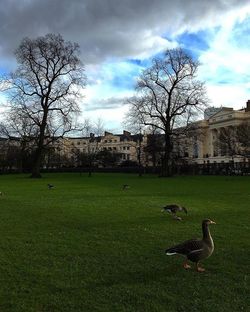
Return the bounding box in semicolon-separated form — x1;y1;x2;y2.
0;0;249;67
84;97;127;111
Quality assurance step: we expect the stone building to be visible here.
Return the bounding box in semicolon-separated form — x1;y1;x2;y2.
58;101;249;167
176;101;250;165
57;130;147;167
1;101;249;171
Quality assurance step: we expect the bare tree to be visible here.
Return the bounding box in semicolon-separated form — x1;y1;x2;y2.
0;106;40;172
1;33;86;178
237;122;250;158
123;118;146;176
78;117;106;176
216;123;250;159
126;48;208;176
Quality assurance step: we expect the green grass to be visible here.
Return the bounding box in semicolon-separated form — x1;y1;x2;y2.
0;173;249;312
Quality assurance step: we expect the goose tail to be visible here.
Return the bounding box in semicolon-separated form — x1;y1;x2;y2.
165;247;178;256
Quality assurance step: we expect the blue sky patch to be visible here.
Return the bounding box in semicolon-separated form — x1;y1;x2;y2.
176;30;210;58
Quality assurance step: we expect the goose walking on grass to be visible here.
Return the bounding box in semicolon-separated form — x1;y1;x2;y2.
122;184;130;190
165;219;216;272
162;204;187;220
47;184;55;189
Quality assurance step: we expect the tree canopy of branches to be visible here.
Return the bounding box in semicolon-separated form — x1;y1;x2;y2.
127;48;208;176
216;122;250;158
1;33;86;177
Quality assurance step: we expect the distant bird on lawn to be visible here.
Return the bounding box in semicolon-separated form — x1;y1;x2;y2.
165;219;216;272
122;184;130;190
47;184;55;189
162;204;188;220
0;191;3;196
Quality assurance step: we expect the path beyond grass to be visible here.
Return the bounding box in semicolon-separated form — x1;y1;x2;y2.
0;173;249;311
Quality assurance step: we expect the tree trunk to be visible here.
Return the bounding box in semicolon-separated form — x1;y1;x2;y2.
160;133;173;177
30;110;48;178
30;148;43;178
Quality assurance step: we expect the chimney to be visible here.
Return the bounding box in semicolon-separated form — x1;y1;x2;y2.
246;100;250;112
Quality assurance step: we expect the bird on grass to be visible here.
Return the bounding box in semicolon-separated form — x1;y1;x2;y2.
161;204;187;220
0;191;3;196
122;184;130;190
165;219;216;272
47;184;55;189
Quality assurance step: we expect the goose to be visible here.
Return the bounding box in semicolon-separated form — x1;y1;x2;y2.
162;204;187;220
165;219;216;272
122;184;130;190
47;184;54;189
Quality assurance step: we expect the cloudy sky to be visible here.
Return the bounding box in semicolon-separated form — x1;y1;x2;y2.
1;0;250;132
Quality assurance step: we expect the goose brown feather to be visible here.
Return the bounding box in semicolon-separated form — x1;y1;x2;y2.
162;204;188;220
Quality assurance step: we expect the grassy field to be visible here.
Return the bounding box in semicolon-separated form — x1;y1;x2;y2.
0;173;249;311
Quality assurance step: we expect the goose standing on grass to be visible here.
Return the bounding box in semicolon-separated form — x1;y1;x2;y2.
162;204;187;220
122;184;130;190
165;219;216;272
47;184;54;189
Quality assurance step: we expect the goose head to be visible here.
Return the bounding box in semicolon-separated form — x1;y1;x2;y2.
203;219;216;225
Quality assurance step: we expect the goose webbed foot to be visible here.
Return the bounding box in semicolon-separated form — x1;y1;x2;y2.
173;215;182;221
183;262;191;270
196;263;205;272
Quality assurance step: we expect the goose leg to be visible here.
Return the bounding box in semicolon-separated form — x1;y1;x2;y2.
196;262;205;272
183;261;191;269
173;214;182;221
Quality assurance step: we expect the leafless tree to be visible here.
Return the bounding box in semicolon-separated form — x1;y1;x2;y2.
216;123;250;159
0;108;37;172
1;33;86;177
237;122;250;158
126;48;208;176
73;117;106;176
123;118;146;176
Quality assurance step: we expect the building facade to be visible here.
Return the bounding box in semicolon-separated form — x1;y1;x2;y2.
55;130;147;167
56;101;250;167
1;101;249;171
177;101;250;165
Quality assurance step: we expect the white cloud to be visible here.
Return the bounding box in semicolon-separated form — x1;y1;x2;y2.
206;84;250;108
197;6;250;108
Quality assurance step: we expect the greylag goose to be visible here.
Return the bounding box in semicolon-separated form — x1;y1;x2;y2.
122;184;130;190
165;219;216;272
162;204;187;220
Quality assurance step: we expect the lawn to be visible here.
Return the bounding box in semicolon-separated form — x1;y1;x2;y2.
0;173;249;312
